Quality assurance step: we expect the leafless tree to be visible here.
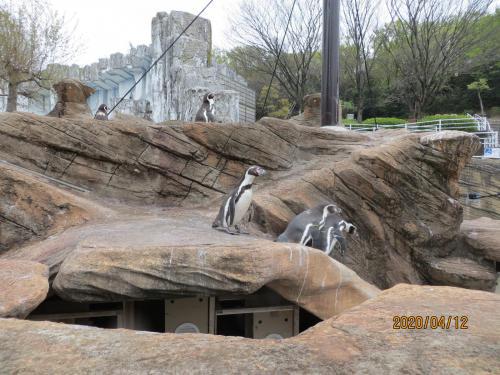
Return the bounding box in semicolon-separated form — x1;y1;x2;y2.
382;0;492;119
0;0;76;112
230;0;322;116
341;0;381;122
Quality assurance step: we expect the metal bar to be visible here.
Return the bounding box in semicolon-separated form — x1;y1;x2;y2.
29;310;122;321
216;305;296;316
293;305;300;336
320;0;340;126
123;301;135;329
208;297;216;334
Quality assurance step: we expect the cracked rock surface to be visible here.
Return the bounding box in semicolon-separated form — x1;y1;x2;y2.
0;259;49;318
0;109;496;318
0;284;498;374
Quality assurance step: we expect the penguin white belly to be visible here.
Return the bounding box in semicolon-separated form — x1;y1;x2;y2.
233;189;253;225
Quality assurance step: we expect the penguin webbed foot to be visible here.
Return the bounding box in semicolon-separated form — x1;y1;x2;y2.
223;226;240;235
235;225;249;235
212;226;238;235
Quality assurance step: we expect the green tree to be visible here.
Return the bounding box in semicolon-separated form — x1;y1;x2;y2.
257;84;291;119
467;78;490;115
381;0;492;119
0;0;75;112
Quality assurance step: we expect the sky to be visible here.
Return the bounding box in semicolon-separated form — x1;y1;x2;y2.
48;0;500;67
48;0;243;66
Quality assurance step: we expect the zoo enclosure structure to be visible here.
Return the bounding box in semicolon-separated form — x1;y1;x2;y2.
27;288;318;339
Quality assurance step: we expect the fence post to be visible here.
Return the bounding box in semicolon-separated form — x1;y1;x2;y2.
438;119;442;132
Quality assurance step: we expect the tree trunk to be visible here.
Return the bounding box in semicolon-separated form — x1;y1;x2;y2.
356;102;363;123
477;90;484;116
412;100;422;120
6;81;18;112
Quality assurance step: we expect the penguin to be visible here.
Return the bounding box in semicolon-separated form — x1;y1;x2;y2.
276;203;341;245
212;165;266;234
94;104;109;120
47;101;65;118
195;93;216;122
313;213;357;257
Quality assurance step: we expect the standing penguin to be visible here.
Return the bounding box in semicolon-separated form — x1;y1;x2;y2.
94;104;109;120
212;165;266;234
276;203;341;245
195;93;216;122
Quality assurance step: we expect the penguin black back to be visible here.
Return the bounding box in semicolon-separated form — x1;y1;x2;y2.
276;203;341;244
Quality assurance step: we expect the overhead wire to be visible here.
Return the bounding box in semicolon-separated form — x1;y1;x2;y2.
107;0;215;116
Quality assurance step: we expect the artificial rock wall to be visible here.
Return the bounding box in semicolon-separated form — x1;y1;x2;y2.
0;11;255;123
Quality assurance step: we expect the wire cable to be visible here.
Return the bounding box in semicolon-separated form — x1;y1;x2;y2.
260;0;297;118
107;0;215;116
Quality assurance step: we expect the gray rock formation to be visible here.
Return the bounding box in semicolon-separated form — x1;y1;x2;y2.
1;109;497;296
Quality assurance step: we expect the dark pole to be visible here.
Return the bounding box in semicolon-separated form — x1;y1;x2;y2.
321;0;340;126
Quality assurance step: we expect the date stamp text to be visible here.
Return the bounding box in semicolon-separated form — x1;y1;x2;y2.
393;315;469;330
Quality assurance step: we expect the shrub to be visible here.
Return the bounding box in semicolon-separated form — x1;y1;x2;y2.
419;114;477;132
362;117;406;125
342;118;359;125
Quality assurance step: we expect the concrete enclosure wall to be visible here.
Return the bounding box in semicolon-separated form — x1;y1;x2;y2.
0;11;255;123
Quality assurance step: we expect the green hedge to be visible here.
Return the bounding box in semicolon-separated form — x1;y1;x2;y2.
362;117;406;125
419;114;477;132
421;114;467;122
342;118;359;125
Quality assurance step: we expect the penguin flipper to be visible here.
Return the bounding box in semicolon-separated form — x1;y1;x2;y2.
225;193;236;227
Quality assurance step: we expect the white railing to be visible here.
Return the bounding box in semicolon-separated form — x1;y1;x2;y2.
347;115;499;154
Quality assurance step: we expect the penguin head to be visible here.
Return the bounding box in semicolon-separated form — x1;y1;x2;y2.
324;204;341;215
337;220;356;234
346;223;356;234
247;165;266;177
203;93;215;106
98;104;109;113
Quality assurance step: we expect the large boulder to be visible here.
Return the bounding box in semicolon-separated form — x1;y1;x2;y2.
0;284;498;374
47;79;95;118
427;256;496;290
253;130;486;289
48;214;379;319
0;161;111;253
0;111;491;292
0;260;49;318
289;93;322;127
461;217;500;262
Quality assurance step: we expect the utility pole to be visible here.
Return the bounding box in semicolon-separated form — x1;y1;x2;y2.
321;0;340;126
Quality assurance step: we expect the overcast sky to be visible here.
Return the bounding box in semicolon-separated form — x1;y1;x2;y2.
49;0;500;66
49;0;242;65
